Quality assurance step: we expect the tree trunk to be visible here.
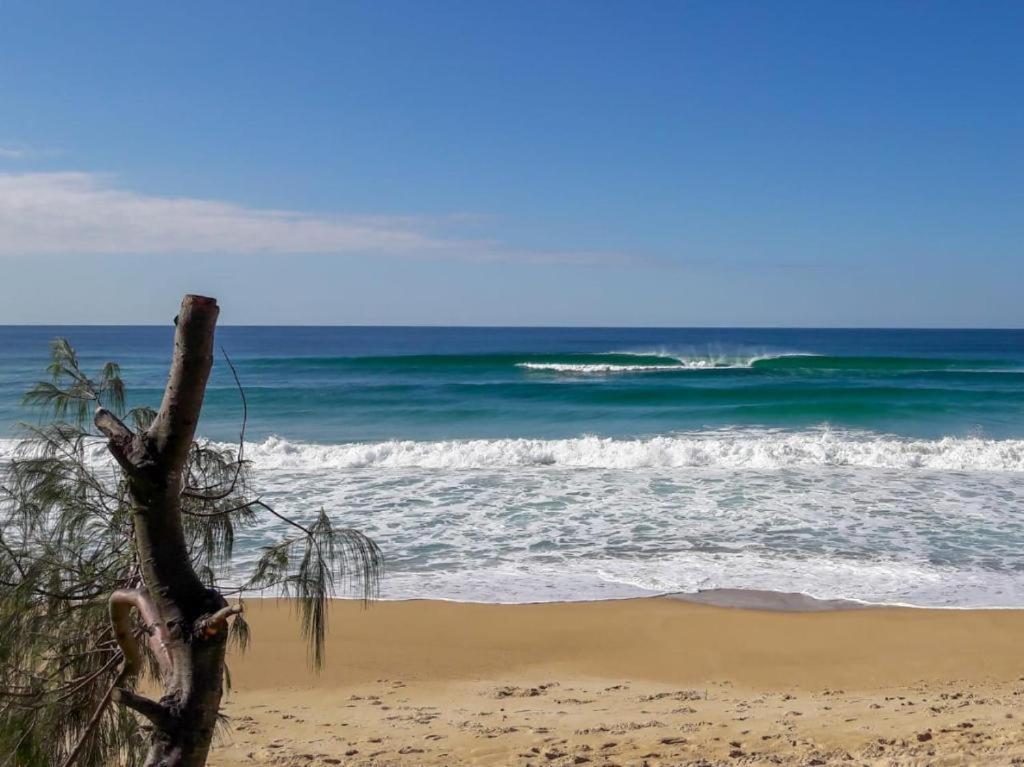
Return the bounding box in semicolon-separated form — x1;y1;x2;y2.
95;295;231;767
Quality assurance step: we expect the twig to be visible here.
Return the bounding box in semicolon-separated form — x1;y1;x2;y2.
58;666;127;767
180;497;262;518
182;348;247;501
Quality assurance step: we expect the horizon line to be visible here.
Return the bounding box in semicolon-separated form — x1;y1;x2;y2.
0;323;1021;331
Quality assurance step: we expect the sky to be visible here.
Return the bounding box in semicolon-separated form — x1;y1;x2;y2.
0;1;1021;327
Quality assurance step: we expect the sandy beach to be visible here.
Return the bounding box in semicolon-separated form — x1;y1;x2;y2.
208;597;1024;766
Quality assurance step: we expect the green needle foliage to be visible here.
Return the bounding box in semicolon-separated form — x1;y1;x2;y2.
0;339;382;766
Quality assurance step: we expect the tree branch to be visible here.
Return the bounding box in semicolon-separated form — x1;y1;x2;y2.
195;605;242;639
148;295;220;470
111;687;174;730
108;589;173;677
93;408;137;474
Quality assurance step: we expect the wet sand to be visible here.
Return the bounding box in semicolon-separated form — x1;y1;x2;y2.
209;597;1024;766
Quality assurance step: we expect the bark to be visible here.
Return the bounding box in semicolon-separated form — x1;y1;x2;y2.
95;295;232;767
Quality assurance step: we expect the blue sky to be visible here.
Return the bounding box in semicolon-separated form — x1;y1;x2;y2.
0;1;1021;326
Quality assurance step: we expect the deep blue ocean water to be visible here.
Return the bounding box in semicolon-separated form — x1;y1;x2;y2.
2;326;1023;441
2;326;1023;606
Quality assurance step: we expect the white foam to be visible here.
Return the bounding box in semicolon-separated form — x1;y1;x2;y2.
375;553;1024;608
515;351;811;374
6;428;1024;607
238;430;1024;472
517;362;695;373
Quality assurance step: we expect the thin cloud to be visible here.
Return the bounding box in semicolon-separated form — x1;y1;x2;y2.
0;172;624;264
0;144;61;160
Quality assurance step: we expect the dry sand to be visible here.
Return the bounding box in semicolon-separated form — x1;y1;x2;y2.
209;598;1024;766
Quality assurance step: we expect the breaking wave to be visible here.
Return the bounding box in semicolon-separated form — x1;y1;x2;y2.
515;351;807;373
239;429;1024;472
513;352;1018;375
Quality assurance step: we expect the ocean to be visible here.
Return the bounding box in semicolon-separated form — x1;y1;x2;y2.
1;326;1022;607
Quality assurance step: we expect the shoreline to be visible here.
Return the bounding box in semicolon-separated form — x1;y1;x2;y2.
209;596;1024;765
240;585;1024;612
667;588;873;611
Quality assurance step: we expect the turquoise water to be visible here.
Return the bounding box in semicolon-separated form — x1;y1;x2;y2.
2;327;1023;605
